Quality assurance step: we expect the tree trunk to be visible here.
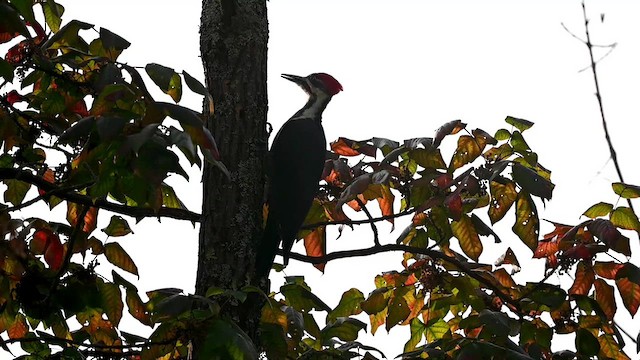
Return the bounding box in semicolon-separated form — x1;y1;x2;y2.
196;0;268;346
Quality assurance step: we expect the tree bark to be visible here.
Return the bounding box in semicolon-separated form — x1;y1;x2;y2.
196;0;268;346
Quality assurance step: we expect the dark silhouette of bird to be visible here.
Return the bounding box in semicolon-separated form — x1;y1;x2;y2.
256;72;343;277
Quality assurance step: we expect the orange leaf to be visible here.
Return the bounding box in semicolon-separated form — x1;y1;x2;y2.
377;185;394;224
67;203;99;234
569;261;594;296
594;279;616;321
7;314;28;339
303;226;326;272
331;138;377;157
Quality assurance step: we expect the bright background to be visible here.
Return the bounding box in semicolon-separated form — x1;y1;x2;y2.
9;0;640;358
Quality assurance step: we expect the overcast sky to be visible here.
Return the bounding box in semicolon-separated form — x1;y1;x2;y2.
27;0;640;357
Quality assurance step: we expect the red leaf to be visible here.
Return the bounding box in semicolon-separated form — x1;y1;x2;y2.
444;193;462;221
70;99;90;117
44;235;64;271
5;90;24;104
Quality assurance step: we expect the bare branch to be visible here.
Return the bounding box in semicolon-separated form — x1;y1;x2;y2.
579;1;634;212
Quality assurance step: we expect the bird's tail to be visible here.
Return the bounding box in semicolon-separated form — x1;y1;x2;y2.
255;211;280;278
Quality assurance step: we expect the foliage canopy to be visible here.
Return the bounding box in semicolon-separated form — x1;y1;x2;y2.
1;1;639;359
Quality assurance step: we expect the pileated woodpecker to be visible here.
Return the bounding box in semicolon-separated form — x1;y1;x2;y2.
256;73;343;276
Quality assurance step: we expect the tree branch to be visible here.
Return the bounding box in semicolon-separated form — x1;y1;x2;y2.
284;244;521;312
0;168;201;222
301;208;416;230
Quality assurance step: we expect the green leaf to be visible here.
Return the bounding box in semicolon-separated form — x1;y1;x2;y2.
10;0;36;23
0;57;14;83
97;280;123;326
145;63;181;102
161;183;188;210
183;71;207;96
361;287;391;315
511;162;554;200
612;182;640;199
327;288;364;323
198;319;258;360
610;207;640;233
42;19;92;50
575;328;600;356
408;148;446;169
3;179;30;206
386;286;411;331
321;317;367;342
494;128;510;141
582;202;613;218
512;191;539;251
505;115;534;132
99;27;130;51
0;2;30;41
425;318;449;343
280;283;331;313
451;214;482;261
528;283;566;309
43;0;64;32
102;215;133;237
105;242;139;276
404;318;426;352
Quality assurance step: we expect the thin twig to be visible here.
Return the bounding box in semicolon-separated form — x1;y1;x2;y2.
302;208;416;230
355;198;380;247
580;0;634;213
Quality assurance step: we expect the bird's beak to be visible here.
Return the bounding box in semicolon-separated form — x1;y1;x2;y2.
281;74;306;85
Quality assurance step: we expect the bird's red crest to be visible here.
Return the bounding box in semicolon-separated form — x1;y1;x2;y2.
313;73;343;96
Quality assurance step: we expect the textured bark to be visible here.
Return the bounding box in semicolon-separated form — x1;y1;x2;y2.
196;0;268;345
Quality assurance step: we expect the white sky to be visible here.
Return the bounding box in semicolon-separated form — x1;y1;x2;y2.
6;0;640;358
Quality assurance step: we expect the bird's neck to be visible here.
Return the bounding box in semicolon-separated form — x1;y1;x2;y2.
290;93;332;121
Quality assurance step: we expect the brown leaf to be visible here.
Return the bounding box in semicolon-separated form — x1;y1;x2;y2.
450;135;482;171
